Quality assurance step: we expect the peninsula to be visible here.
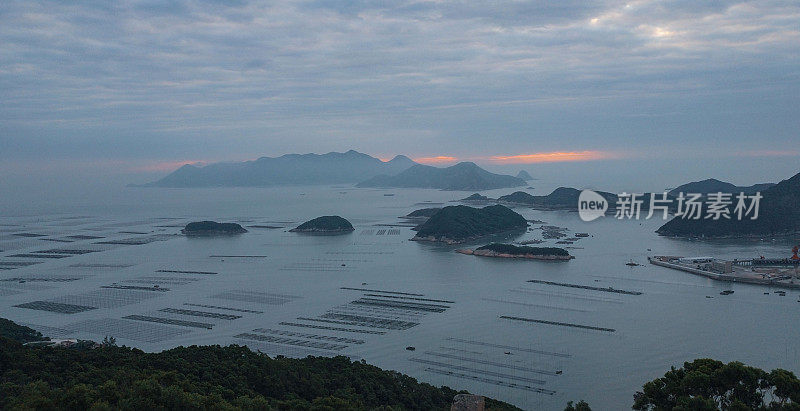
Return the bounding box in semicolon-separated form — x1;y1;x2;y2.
657;171;800;238
402;208;442;222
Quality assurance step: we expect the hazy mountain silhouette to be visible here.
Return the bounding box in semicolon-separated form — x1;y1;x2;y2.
516;170;533;180
356;162;526;191
668;178;774;197
142;151;417;187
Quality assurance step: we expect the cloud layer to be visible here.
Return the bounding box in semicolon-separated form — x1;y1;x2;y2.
1;0;798;171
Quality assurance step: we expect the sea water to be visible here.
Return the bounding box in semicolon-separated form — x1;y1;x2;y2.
0;185;797;410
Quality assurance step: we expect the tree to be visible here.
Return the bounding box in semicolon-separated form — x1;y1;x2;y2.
101;336;117;347
632;358;800;410
565;400;591;410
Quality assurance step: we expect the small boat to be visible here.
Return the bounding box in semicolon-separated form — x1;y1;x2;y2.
720;290;734;295
626;260;639;266
384;193;395;196
405;346;415;351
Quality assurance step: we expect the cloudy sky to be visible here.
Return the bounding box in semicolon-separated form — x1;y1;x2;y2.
1;0;798;188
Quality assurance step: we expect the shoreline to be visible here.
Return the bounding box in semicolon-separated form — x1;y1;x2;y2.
656;230;800;240
410;227;527;245
648;257;800;290
289;228;354;234
456;248;574;261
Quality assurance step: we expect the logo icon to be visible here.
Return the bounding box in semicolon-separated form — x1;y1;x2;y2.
578;190;608;222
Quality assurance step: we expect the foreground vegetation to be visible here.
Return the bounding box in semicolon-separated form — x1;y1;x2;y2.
566;358;800;410
632;358;800;410
6;320;800;410
0;318;47;343
0;318;516;410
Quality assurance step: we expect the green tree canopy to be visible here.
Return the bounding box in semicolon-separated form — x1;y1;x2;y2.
633;358;800;410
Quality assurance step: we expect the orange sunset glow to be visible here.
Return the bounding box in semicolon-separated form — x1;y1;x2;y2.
413;156;459;164
488;151;613;164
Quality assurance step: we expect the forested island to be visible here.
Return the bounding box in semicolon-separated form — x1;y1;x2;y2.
411;205;527;244
461;193;494;203
290;215;355;233
0;318;517;410
457;243;573;260
181;221;248;236
657;171;800;238
498;188;618;210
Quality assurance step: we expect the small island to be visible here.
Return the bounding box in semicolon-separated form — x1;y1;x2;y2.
457;243;574;260
460;193;494;203
181;221;248;236
411;205;527;244
516;170;533;180
497;187;618;210
290;215;355;234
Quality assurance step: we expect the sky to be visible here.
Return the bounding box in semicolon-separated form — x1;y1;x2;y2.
1;0;799;191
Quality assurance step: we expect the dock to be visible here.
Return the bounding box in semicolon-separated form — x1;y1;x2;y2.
648;256;800;290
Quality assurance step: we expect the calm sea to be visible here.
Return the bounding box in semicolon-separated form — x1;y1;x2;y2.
1;185;797;409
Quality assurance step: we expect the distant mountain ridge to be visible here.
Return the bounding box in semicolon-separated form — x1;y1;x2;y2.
142;150;417;187
356;162;526;191
668;178;774;197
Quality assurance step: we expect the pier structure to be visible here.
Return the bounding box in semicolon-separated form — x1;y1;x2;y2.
649;255;800;290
